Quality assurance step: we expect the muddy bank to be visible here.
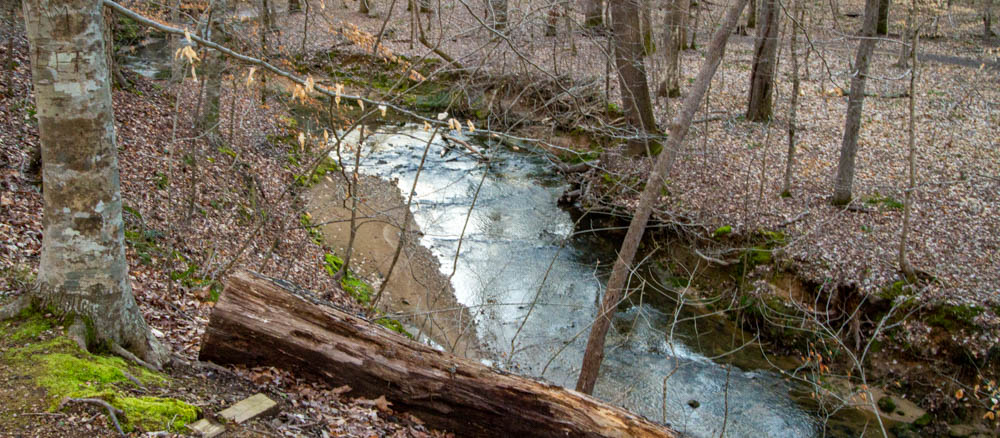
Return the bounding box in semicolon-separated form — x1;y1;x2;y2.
307;172;480;358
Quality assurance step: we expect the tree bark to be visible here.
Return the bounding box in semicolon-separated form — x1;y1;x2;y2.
583;0;603;27
746;0;779;121
748;0;757;28
899;7;917;276
575;0;748;394
289;0;301;12
610;0;659;155
832;0;880;205
200;272;676;438
199;1;230;139
657;0;688;98
22;0;164;367
782;0;803;197
876;0;889;35
984;0;996;37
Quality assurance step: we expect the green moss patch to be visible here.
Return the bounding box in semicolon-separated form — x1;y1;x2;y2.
3;317;199;433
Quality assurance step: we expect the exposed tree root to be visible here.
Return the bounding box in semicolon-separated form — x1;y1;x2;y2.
112;342;161;372
59;397;126;437
67;318;89;352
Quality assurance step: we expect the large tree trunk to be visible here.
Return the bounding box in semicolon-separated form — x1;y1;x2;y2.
876;0;890;35
200;272;675;438
746;0;779;121
575;0;748;394
610;0;659;156
583;0;603;27
21;0;164;367
832;0;880;205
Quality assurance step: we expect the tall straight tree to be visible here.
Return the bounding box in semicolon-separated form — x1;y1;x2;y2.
6;0;165;368
832;0;881;205
877;0;890;35
658;0;690;98
746;0;779;121
199;0;230;138
575;0;748;394
609;0;659;155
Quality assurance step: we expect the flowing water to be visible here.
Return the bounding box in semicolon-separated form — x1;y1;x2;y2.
339;125;818;438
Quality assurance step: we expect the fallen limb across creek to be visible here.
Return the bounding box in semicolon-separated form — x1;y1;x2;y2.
199;271;675;438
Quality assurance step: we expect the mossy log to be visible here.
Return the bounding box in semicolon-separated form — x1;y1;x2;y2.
199;271;675;438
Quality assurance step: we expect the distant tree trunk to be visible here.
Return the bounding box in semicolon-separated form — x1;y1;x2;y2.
640;0;654;55
583;0;603;27
487;0;508;31
360;0;372;15
894;1;912;67
899;2;917;276
16;0;165;368
199;1;230;139
782;0;803;197
748;0;757;28
290;0;301;12
169;0;184;84
832;0;880;205
575;0;748;395
746;0;779;121
657;0;688;98
984;0;997;37
610;0;659;155
877;0;890;35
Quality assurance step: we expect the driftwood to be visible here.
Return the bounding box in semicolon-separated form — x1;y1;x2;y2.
200;271;674;438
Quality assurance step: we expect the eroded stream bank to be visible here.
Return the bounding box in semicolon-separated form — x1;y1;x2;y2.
305;124;846;437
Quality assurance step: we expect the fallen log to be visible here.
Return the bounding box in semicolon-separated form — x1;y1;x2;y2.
200;271;674;438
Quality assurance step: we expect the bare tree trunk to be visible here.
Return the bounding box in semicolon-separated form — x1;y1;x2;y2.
832;0;880;205
657;0;688;98
575;0;747;394
781;0;803;197
640;0;654;55
894;3;912;67
583;0;603;27
899;3;917;276
984;0;997;37
360;0;372;16
290;0;301;12
169;0;184;84
746;0;779;121
199;1;230;140
877;0;890;35
748;0;757;28
19;0;164;368
610;0;659;156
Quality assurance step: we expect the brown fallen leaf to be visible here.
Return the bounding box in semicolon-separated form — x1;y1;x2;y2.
357;395;392;412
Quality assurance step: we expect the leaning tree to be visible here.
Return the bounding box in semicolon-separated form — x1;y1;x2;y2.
1;0;166;369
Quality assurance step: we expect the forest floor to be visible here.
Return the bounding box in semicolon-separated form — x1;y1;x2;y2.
1;0;999;434
0;20;449;437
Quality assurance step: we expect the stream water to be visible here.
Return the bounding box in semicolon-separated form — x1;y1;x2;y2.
338;125;819;438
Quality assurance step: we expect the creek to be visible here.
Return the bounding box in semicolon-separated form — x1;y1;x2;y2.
340;125;819;438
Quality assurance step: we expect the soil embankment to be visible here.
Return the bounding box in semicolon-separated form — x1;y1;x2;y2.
307;172;480;358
